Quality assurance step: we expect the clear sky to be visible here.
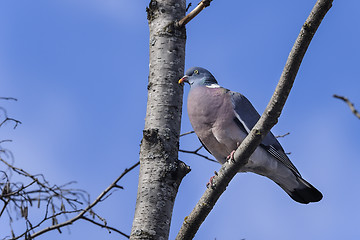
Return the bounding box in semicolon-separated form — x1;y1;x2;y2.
1;0;360;239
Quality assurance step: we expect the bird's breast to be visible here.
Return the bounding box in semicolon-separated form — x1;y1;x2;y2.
187;87;223;129
187;87;235;140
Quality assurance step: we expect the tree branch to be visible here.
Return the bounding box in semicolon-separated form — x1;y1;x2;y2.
0;97;21;129
0;157;91;239
29;161;139;239
176;0;333;239
0;97;18;101
177;0;212;27
179;131;217;162
1;147;139;239
81;216;130;239
0;117;22;129
179;147;217;163
180;130;195;137
275;132;290;138
333;94;360;119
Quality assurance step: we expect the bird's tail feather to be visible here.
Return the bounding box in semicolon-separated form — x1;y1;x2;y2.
277;176;323;204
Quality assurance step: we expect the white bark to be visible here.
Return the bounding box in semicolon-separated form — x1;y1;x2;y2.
130;1;189;239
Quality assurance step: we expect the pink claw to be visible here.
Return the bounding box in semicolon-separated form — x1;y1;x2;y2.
226;143;240;162
206;176;216;188
226;150;236;161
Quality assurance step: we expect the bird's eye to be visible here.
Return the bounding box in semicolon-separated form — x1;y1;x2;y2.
194;69;199;74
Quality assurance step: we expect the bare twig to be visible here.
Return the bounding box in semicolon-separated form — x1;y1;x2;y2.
0;157;90;239
0;97;21;129
180;130;195;137
186;3;192;12
177;0;212;27
0;117;22;129
1;101;137;239
180;131;217;162
333;94;360;119
275;132;290;138
81;216;130;239
0;158;79;201
0;97;18;101
176;1;333;239
179;147;217;163
29;161;140;239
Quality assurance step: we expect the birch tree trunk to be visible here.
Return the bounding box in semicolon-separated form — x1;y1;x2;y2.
130;1;189;239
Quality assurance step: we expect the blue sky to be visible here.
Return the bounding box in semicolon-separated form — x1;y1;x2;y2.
1;0;360;239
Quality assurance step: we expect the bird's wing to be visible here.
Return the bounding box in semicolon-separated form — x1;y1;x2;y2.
229;91;300;175
198;137;212;154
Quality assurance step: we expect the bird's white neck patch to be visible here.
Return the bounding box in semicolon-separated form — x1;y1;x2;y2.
206;84;220;88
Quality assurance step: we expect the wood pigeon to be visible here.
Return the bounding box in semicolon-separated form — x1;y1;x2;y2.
179;67;322;204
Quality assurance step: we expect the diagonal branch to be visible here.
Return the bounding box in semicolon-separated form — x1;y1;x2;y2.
177;0;212;27
81;216;130;239
176;0;333;239
29;161;139;239
333;94;360;119
275;132;290;138
179;146;217;163
179;131;217;162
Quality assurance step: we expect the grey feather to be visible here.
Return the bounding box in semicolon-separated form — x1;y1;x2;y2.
181;67;322;204
230;91;300;175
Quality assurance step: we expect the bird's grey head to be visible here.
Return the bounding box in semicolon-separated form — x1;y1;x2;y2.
179;67;218;87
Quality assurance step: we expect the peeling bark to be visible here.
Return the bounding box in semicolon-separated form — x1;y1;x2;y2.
130;1;190;239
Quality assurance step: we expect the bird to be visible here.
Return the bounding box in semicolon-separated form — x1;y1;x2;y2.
179;67;322;204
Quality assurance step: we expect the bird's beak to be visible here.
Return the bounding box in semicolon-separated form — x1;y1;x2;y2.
178;75;188;84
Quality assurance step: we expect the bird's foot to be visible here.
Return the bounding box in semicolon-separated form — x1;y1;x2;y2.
206;171;218;188
226;150;236;163
227;142;240;163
